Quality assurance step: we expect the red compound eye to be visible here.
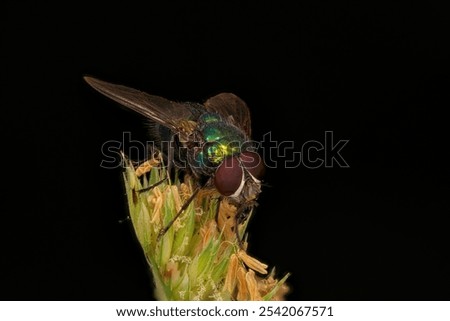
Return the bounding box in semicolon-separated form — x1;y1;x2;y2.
214;156;243;196
239;151;265;179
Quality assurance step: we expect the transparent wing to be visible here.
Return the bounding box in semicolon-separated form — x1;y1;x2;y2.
84;76;195;131
204;93;252;137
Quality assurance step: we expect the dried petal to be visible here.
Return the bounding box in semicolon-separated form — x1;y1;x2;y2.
217;200;238;241
246;269;262;301
150;187;163;225
199;220;218;248
135;158;160;177
223;254;239;294
170;185;182;212
236;266;249;301
238;250;268;275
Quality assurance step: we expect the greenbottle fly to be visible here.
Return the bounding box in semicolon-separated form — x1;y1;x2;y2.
84;76;265;240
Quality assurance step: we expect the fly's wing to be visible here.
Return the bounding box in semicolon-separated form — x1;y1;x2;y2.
84;76;195;132
204;93;252;137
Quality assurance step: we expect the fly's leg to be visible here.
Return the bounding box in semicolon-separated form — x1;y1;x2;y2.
137;177;168;193
234;202;254;248
136;135;176;193
156;176;211;240
156;187;200;241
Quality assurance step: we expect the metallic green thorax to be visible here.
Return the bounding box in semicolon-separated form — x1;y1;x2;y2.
195;113;246;167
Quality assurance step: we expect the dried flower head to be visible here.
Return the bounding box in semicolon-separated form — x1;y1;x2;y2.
122;155;289;300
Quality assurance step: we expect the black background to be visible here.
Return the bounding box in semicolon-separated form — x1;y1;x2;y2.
2;2;449;300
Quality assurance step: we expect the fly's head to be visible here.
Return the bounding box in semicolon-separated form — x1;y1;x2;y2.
214;151;265;203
